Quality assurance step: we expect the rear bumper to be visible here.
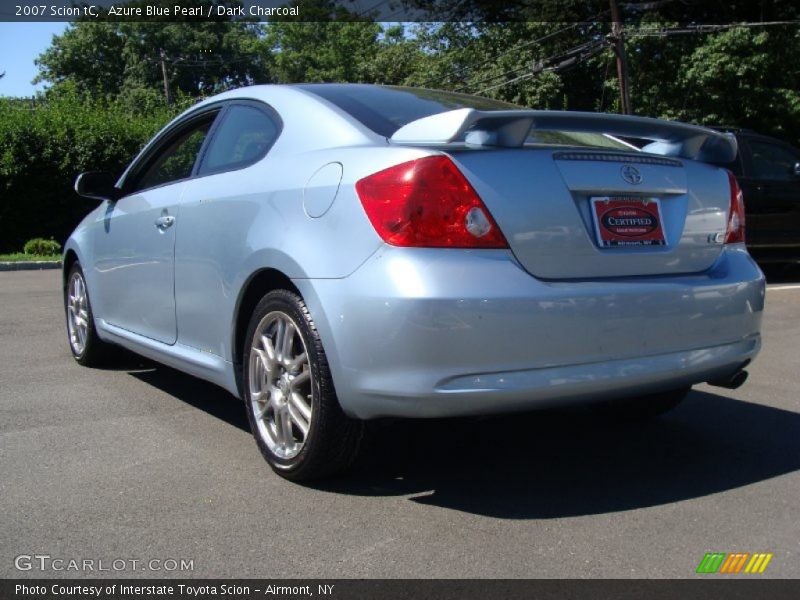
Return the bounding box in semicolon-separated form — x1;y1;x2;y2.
296;244;765;419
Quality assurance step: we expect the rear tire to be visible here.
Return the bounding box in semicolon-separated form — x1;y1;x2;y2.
64;263;111;367
601;387;690;420
243;289;363;481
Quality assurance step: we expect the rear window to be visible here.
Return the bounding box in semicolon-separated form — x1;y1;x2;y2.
297;84;515;138
298;84;631;150
526;130;635;149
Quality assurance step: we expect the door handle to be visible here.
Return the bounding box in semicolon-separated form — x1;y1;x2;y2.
154;215;175;230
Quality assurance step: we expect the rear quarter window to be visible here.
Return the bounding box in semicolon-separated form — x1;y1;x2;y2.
199;104;280;175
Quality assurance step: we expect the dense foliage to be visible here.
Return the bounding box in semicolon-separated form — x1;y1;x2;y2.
0;86;179;252
1;0;798;250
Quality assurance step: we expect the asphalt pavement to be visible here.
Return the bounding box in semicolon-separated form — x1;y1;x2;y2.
1;268;798;578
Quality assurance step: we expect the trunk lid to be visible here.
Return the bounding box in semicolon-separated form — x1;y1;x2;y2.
452;148;730;279
389;107;737;279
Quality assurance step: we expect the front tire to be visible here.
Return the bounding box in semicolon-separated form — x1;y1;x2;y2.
243;289;363;481
64;263;110;367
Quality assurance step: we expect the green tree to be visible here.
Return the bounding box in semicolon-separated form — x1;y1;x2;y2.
34;21;127;97
264;21;382;83
34;1;271;104
675;26;800;143
361;25;427;86
608;24;800;144
405;22;604;110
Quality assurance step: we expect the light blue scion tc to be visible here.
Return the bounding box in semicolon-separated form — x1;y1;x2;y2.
63;84;764;481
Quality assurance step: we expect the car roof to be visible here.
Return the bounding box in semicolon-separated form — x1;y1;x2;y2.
170;84;387;152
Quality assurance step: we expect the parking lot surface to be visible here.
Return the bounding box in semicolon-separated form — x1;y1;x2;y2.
1;268;798;578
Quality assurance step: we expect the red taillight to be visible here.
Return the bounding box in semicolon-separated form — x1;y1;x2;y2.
725;170;746;244
355;156;508;248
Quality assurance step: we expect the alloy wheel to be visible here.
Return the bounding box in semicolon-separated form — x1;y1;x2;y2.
67;271;89;356
248;311;313;460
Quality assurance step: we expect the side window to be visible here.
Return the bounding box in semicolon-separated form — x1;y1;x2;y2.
132;113;217;192
198;104;279;175
747;140;799;181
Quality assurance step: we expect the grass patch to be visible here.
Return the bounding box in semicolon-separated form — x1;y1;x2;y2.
0;253;61;262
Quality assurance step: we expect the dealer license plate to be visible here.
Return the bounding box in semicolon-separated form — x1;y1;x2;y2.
590;196;666;247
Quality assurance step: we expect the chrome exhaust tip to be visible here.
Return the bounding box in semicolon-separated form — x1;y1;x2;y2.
707;369;749;390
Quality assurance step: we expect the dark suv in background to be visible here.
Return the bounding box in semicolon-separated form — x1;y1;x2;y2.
710;128;800;264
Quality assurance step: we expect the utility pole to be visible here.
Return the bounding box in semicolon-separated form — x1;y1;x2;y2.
159;48;171;105
609;0;632;115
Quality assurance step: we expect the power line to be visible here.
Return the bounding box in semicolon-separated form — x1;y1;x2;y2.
625;20;799;37
423;17;609;90
453;61;531;94
455;20;608;92
471;18;797;100
461;21;591;75
355;0;393;18
474;70;539;95
451;23;601;92
144;55;256;67
474;38;607;95
378;3;412;21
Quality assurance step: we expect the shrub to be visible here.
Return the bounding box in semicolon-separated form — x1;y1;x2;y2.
0;84;180;253
23;237;62;256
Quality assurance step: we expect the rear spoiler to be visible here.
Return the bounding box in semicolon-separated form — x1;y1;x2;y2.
389;108;738;163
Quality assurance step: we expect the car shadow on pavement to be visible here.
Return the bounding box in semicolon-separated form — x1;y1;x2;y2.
122;361;800;519
127;362;251;432
315;390;800;519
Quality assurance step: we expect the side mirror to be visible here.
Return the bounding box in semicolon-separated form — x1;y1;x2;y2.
74;171;121;201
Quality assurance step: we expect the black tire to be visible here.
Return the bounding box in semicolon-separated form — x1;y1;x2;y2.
600;386;690;421
242;289;363;481
64;262;111;367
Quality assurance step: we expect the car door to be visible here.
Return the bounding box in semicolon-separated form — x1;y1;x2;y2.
92;109;220;344
740;137;800;249
173;102;282;357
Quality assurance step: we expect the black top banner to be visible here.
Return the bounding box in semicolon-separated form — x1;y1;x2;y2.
2;0;800;23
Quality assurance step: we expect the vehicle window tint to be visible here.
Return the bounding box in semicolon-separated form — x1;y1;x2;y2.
298;84;518;137
134;115;216;191
525;131;632;149
298;84;630;149
199;105;279;174
747;141;799;180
